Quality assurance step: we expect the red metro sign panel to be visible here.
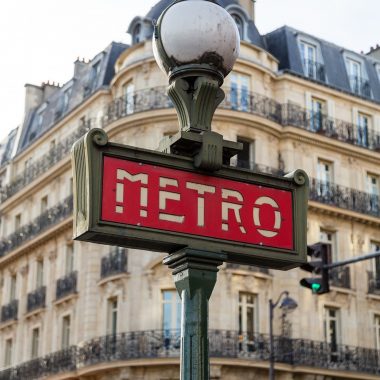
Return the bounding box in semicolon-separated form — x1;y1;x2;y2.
102;157;294;251
72;129;308;269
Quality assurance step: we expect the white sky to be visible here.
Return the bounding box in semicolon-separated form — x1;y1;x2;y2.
0;0;378;142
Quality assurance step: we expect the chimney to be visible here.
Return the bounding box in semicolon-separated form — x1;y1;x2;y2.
41;81;60;101
74;57;89;78
366;44;380;60
238;0;255;22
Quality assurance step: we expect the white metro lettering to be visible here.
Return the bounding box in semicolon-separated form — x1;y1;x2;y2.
253;196;282;238
221;189;246;234
159;177;184;223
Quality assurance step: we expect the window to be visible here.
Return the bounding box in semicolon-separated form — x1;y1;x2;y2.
238;292;257;337
62;87;72;113
107;298;118;335
14;213;21;230
230;73;250;111
36;259;44;289
357;112;370;147
123;82;135;115
40;196;48;214
31;328;40;359
87;61;101;94
231;14;244;39
375;315;380;350
324;307;340;359
162;290;181;333
65;244;74;275
317;159;333;196
132;23;141;44
61;315;71;349
300;41;317;79
36;111;44;128
367;174;379;213
370;241;380;290
320;229;336;262
236;137;255;169
24;157;32;171
4;338;12;367
346;59;362;94
310;97;325;132
9;274;17;302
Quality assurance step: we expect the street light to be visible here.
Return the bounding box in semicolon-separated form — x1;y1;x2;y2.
269;291;298;380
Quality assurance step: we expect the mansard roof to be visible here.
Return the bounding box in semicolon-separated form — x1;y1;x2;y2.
264;25;380;102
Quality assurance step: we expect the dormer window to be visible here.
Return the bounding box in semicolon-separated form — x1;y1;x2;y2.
62;87;72;113
132;24;141;44
299;40;325;82
345;57;371;97
231;14;244;39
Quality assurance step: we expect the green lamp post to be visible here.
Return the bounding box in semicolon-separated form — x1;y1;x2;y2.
153;1;241;379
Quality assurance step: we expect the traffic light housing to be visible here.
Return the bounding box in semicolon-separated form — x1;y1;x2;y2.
300;242;330;294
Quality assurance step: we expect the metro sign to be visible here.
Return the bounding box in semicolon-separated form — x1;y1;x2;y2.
72;129;308;269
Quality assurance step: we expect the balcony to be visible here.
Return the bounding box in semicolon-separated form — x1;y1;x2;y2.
0;195;73;258
1;330;379;379
302;59;326;82
56;271;77;300
0;121;91;203
101;248;127;279
1;299;18;323
368;271;380;294
349;75;371;98
329;266;351;289
309;178;380;218
27;286;46;313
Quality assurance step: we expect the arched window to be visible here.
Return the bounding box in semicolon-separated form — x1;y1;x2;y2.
132;24;141;45
232;14;244;39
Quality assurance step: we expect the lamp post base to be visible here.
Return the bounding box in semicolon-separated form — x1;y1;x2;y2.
163;248;226;380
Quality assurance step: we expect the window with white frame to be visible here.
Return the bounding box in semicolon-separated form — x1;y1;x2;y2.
317;159;333;196
238;292;257;338
310;97;326;131
4;338;13;367
14;213;21;231
367;173;379;213
61;315;71;349
236;137;255;169
374;315;380;350
231;14;244;39
123;82;135;115
346;58;362;94
320;229;336;262
31;327;40;359
357;112;370;147
36;259;44;289
229;72;250;111
162;290;181;334
300;41;317;79
62;87;72;114
65;244;74;275
324;307;341;355
370;241;380;290
9;274;17;302
107;297;118;336
40;195;48;214
132;23;141;44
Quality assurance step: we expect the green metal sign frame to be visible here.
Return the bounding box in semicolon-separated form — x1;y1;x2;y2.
72;128;308;270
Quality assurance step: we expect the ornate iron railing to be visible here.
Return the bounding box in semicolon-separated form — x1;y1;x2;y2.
0;121;91;203
302;59;326;82
27;286;46;313
230;159;285;176
101;248;127;279
348;75;371;98
1;330;379;379
0;195;73;258
309;178;380;218
368;271;380;294
1;299;18;323
330;266;351;289
56;271;77;300
225;263;270;275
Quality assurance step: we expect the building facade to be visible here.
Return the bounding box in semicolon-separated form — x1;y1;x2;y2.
0;0;380;379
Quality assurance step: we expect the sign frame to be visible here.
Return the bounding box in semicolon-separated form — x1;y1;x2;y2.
72;128;309;270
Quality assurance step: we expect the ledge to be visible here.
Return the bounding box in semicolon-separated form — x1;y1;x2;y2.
0;319;17;330
25;307;46;319
97;273;129;286
53;292;78;307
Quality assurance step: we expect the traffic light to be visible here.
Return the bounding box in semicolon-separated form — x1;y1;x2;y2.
300;242;330;294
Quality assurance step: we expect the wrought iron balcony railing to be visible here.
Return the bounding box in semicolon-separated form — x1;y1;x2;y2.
368;271;380;294
302;59;326;82
0;195;73;258
1;299;18;323
27;286;46;313
101;248;128;279
56;271;77;300
330;266;351;289
309;178;380;218
0;121;91;203
282;103;380;150
349;75;371;98
226;263;270;275
1;330;379;379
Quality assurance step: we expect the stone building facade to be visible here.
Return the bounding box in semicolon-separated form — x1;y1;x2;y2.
0;0;380;379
